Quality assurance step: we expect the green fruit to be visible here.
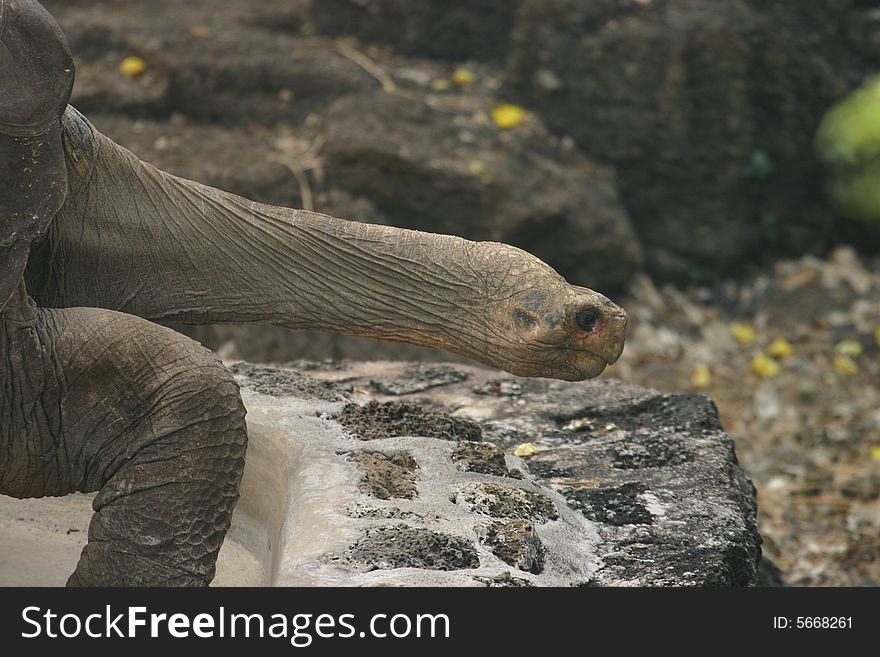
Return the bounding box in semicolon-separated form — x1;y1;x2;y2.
827;160;880;223
816;78;880;167
815;78;880;225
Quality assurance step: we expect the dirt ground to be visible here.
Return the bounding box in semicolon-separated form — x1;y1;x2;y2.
613;248;880;586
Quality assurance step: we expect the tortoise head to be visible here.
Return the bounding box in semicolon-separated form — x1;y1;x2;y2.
471;244;627;381
0;0;74;134
1;0;75;312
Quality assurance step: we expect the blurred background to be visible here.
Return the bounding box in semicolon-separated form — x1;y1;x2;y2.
44;0;879;585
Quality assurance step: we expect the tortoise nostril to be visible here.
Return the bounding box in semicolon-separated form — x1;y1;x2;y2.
575;308;601;333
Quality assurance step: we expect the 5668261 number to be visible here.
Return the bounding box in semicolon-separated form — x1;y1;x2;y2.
796;617;852;629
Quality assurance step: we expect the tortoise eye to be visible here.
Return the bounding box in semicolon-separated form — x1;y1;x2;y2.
575;308;601;333
512;309;539;329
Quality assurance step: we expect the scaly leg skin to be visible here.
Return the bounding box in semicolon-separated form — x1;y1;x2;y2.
1;284;247;586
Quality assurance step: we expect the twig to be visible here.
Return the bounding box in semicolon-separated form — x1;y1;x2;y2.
333;40;397;93
268;136;325;212
270;156;314;211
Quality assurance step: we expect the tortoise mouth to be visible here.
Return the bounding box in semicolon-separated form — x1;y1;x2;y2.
564;348;610;381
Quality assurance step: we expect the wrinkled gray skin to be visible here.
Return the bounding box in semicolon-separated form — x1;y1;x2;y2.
1;0;626;586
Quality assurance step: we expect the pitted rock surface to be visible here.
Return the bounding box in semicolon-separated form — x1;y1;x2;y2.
228;362;349;401
4;360;761;586
479;520;545;574
473;572;534;587
370;365;469;396
344;525;480;571
451;441;510;477
221;360;762;586
562;483;653;527
454;482;559;523
349;450;419;500
345;504;425;521
611;435;693;470
336;400;482;442
288;364;761;586
227;362;761;586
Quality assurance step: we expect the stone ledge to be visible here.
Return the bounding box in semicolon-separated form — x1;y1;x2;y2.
231;360;762;586
0;360;762;587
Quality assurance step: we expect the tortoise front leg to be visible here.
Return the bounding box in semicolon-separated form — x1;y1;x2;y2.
2;300;247;586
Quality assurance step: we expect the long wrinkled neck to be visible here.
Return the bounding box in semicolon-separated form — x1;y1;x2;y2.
31;110;504;362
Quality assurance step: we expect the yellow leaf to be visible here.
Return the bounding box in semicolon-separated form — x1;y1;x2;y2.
469;160;487;176
562;418;594;432
431;78;451;92
691;363;711;388
834;354;859;375
468;160;493;185
835;340;863;357
751;355;780;377
491;103;525;129
870;446;880;461
731;322;757;346
452;67;475;88
766;338;795;359
513;442;539;458
119;56;147;79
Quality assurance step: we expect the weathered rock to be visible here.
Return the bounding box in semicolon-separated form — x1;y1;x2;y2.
0;360;762;586
349;450;420;500
163;41;375;125
753;0;880;66
337;400;483;441
345;525;480;571
452;441;511;477
309;0;524;62
310;91;642;291
474;379;525;397
346;504;424;521
506;0;876;283
454;482;559;523
494;382;762;586
371;364;469;396
45;0;376;124
310;360;762;586
478;519;546;574
562;482;654;527
474;571;534;587
228;362;349;401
